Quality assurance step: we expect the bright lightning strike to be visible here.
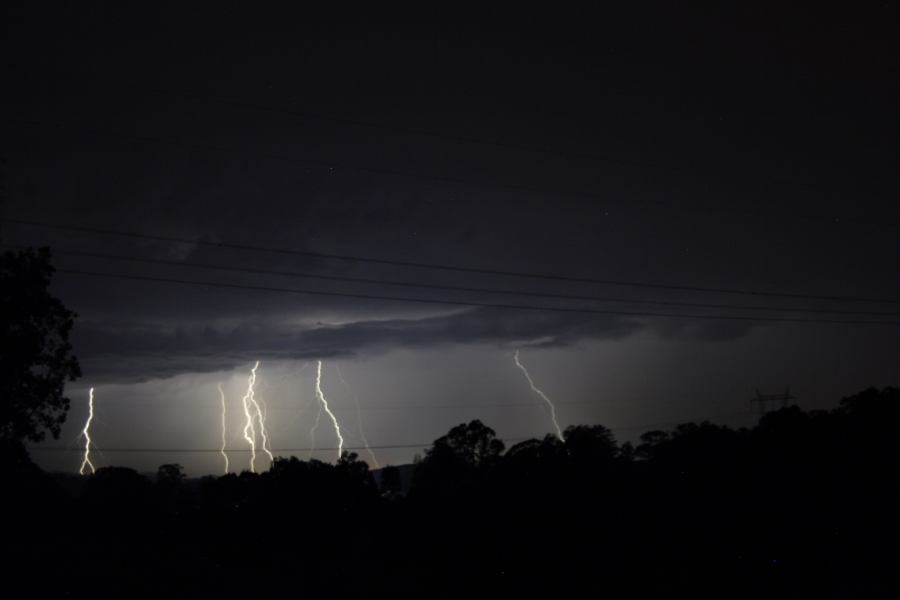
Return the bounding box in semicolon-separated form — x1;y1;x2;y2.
255;394;275;463
335;364;380;468
217;382;229;474
241;361;260;472
79;387;96;475
308;394;323;460
315;360;344;461
514;350;564;441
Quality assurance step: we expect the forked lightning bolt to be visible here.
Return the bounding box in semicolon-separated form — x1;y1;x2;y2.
240;361;275;472
336;364;380;468
241;362;260;472
217;382;229;474
254;393;275;464
308;394;323;460
514;350;564;441
79;387;96;475
315;360;344;461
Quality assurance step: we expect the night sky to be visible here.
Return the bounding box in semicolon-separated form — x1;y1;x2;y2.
2;3;898;475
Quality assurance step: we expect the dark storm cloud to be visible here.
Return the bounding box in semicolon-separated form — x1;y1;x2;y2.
71;309;643;380
72;292;776;382
72;307;646;382
652;317;761;342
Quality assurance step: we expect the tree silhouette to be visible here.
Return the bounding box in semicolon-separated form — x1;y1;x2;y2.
563;423;618;464
0;247;81;445
411;419;504;498
425;419;505;467
157;463;186;485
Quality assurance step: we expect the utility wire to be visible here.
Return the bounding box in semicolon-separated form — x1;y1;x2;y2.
10;244;900;317
54;399;676;411
5;217;899;304
27;412;752;454
52;267;900;325
27;443;455;453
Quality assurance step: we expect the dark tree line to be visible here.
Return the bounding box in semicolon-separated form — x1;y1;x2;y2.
2;386;898;598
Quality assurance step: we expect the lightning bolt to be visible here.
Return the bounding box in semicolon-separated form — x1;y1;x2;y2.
514;350;564;441
308;395;323;460
335;364;380;468
79;387;96;475
255;393;275;463
315;360;344;461
217;382;229;474
240;361;274;473
241;361;260;472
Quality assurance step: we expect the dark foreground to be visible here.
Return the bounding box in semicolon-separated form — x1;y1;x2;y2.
3;386;899;598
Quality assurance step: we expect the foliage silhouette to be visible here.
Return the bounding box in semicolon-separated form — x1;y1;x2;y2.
0;247;81;445
411;419;504;499
378;464;402;497
157;463;186;485
2;386;899;597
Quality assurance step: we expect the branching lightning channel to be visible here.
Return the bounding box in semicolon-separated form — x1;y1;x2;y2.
308;395;323;460
315;360;344;461
254;393;275;464
241;362;260;472
79;387;96;475
335;364;380;468
217;383;229;474
514;350;564;441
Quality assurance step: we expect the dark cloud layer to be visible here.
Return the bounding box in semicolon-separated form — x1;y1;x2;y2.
73;307;646;381
70;299;774;382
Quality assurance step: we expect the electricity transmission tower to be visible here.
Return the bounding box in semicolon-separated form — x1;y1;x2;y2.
751;388;796;418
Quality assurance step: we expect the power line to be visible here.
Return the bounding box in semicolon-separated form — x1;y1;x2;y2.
12;244;900;317
26;414;752;454
5;117;898;231
29;440;535;454
56;399;658;412
53;267;900;325
5;216;899;304
28;443;451;453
